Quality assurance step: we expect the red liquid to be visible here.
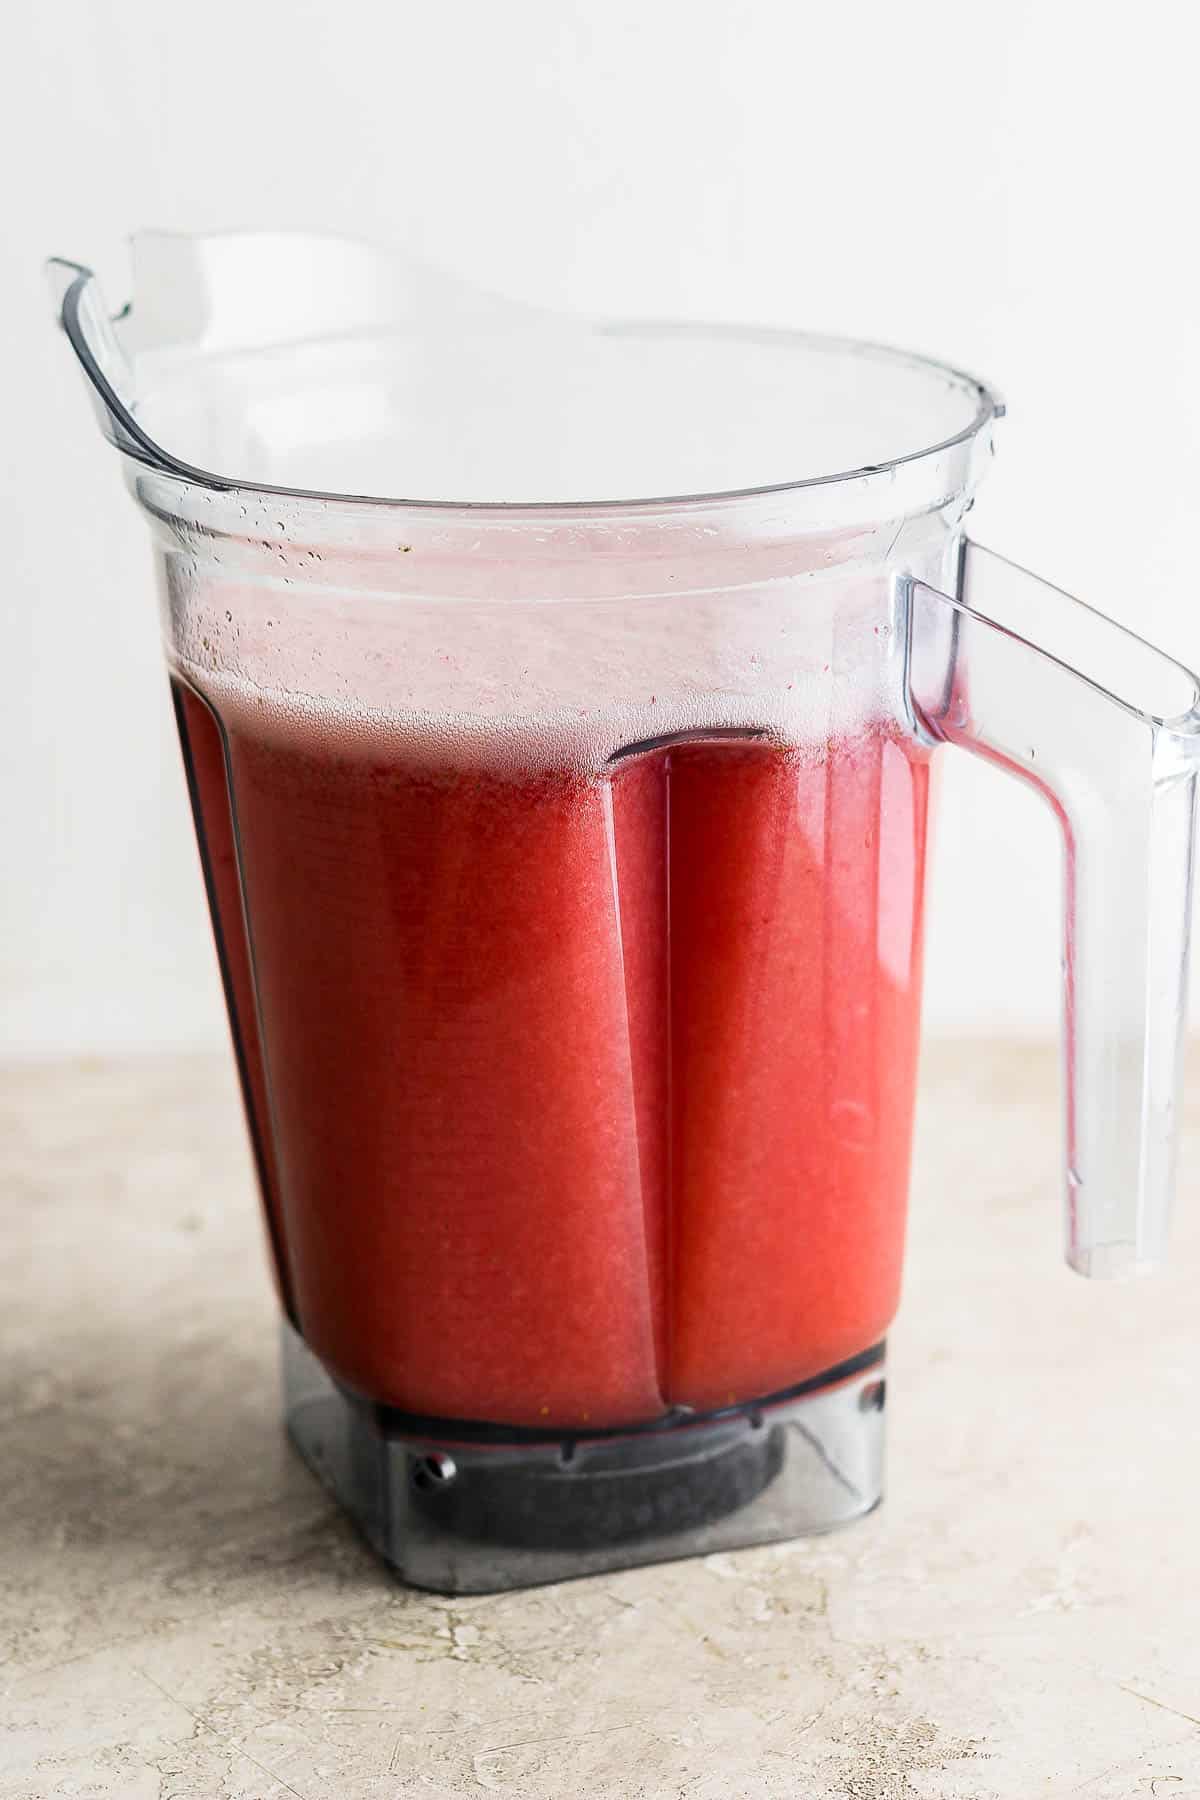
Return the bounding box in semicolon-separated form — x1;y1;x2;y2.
172;684;292;1319
175;683;929;1427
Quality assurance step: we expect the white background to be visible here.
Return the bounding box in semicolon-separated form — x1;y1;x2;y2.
3;0;1198;1054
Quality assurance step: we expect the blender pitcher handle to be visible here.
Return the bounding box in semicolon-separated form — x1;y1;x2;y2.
904;541;1200;1276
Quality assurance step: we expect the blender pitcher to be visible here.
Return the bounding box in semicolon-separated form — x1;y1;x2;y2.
48;232;1200;1594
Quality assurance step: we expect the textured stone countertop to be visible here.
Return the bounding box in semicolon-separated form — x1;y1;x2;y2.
3;1045;1200;1799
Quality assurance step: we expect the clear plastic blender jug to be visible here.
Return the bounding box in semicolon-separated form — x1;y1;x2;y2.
49;232;1200;1592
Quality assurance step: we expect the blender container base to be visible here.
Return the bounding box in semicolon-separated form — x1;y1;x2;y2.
282;1323;886;1594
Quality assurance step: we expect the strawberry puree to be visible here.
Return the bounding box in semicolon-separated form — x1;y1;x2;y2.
175;682;928;1428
